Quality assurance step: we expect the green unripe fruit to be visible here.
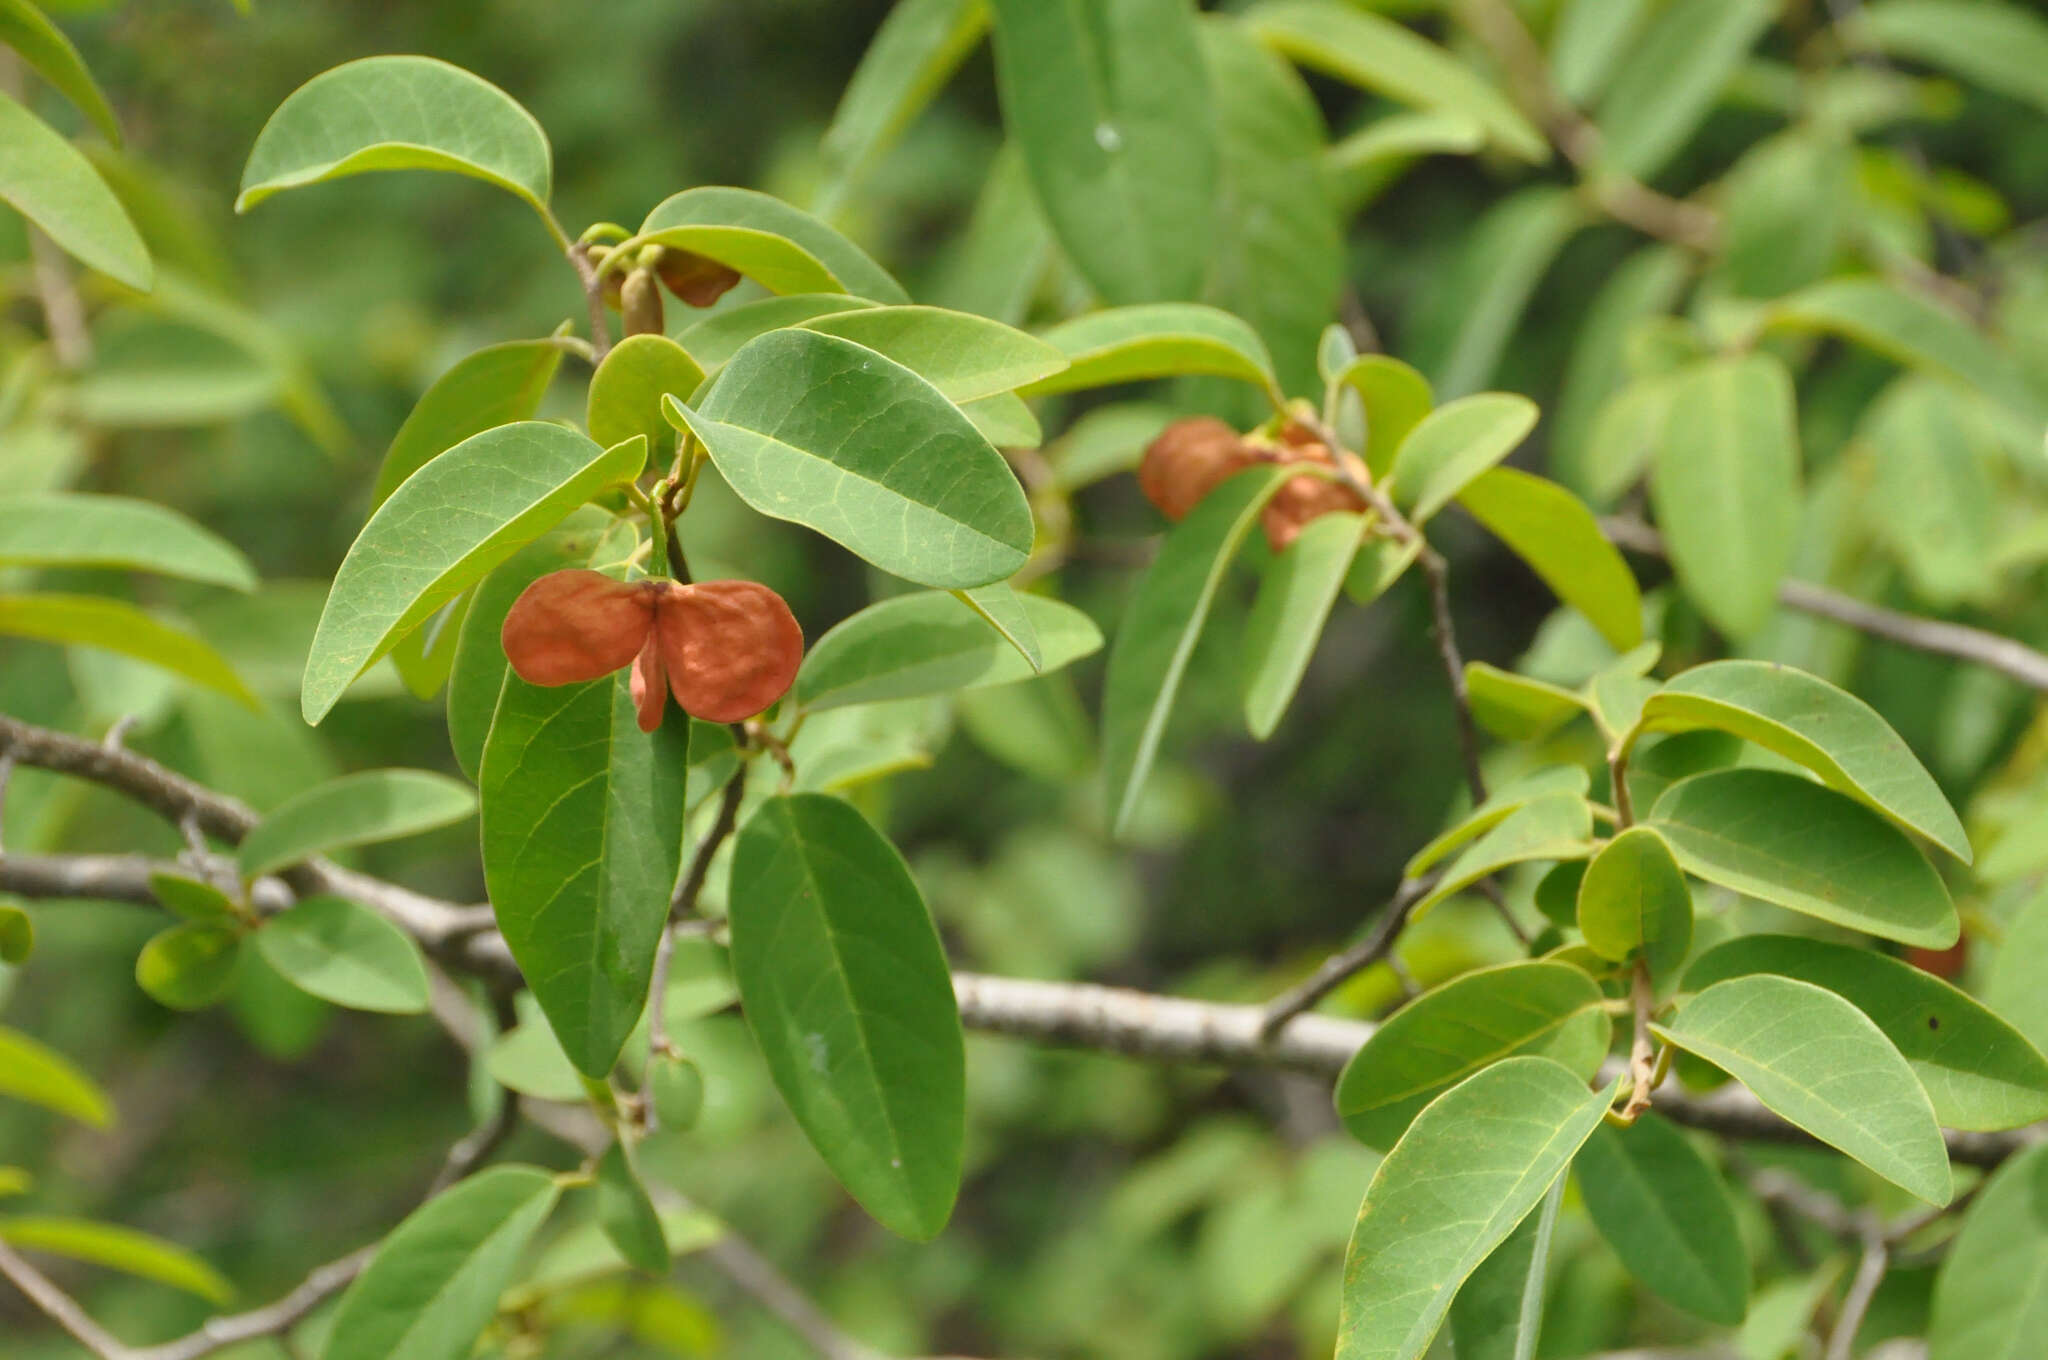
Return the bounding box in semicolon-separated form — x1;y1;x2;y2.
649;1054;704;1130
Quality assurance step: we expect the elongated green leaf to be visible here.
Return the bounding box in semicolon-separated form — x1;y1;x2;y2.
370;340;564;510
238;770;476;880
1686;934;2048;1132
669;332;1029;588
1020;303;1282;403
1466;663;1587;743
1653;975;1951;1204
1458;468;1641;652
928;141;1052;325
986;0;1215;305
1594;0;1779;178
0;1216;231;1303
1407;188;1583;398
1335;355;1432;480
149;873;237;926
1864;0;2048;119
1639;659;1968;861
1863;376;2000;606
959;391;1042;448
0;0;120;143
1549;0;1658;106
1651;769;1957;947
481;670;687;1077
1985;883;2048;1056
729;794;965;1240
802;304;1067;402
1648;354;1801;639
1326;107;1486;215
586;333;702;462
1337;1058;1615;1360
1928;1140;2048;1360
0;493;255;590
238;56;552;221
1414;792;1595;917
303;424;644;724
136;923;241;1010
0;1027;109;1126
1575;1114;1747;1324
1387;393;1538;525
322;1165;560;1360
677;294;877;369
594;1142;668;1275
1448;1179;1562;1360
1335;961;1611;1150
0;594;254;706
501;1205;720;1311
819;0;989;207
797;590;1099;711
955;582;1045;669
0;89;148;288
1102;464;1292;838
256;895;430;1015
1577;826;1691;982
1407;767;1593;878
1242;511;1363;739
1245;1;1545;164
636;186;908;304
1551;246;1691;502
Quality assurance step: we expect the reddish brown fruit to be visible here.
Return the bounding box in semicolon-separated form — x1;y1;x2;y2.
1139;417;1254;522
501;570;658;685
1260;442;1369;552
629;632;667;733
655;249;744;308
655;579;804;724
1906;939;1969;981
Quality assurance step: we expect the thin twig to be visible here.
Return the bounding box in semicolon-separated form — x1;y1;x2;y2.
1421;550;1488;803
0;1239;136;1360
700;1237;887;1360
671;765;746;920
1826;1235;1889;1360
1259;876;1432;1036
1620;961;1660;1121
568;243;614;364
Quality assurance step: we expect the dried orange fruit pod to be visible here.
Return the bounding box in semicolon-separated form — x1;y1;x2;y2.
629;631;668;733
655;579;804;723
501;569;659;685
655;248;744;308
1260;445;1369;552
1138;417;1252;521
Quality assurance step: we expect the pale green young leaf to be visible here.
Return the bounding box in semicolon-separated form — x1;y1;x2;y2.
1457;467;1641;652
1342;534;1422;606
1650;769;1957;948
1551;246;1691;502
1324;109;1485;217
1652;975;1952;1204
369;340;564;510
594;1142;668;1275
1242;511;1364;740
1448;1179;1562;1360
1928;1139;2048;1359
0;90;148;288
1638;659;1970;862
0;493;256;590
1864;0;2048;120
586;334;703;461
796;590;1101;711
1576;826;1692;982
1334;961;1611;1150
802;304;1067;402
256;895;431;1015
1465;663;1587;743
818;0;989;208
1577;375;1677;509
1337;1058;1616;1360
148;872;237;924
636;186;908;303
986;0;1216;305
1386;392;1538;525
481;670;688;1078
0;594;255;706
1574;1114;1748;1324
677;293;876;369
238;769;477;880
1412;792;1595;917
0;1216;232;1303
729;793;965;1240
0;0;120;143
1406;767;1593;878
1594;0;1780;178
0;1027;110;1127
302;424;645;724
1019;303;1282;404
959;391;1042;448
321;1165;560;1360
1332;355;1431;480
1686;934;2048;1132
135;923;242;1011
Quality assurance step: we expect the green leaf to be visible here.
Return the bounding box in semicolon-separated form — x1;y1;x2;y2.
148;871;238;924
594;1142;669;1275
0;594;255;706
666;331;1030;589
648;1055;705;1131
0;1026;110;1126
0;1168;29;1197
483;1006;584;1104
237;56;553;225
1637;659;1970;862
1019;303;1282;404
302;423;644;724
729;794;965;1240
959;391;1042;448
1337;1057;1615;1360
1413;792;1595;918
388;591;469;702
818;0;989;207
955;581;1045;670
0;0;120;143
1685;934;2048;1132
1334;961;1611;1150
1576;826;1692;982
0;493;256;590
1387;392;1538;525
796;590;1100;711
1406;187;1584;398
1406;767;1594;878
1551;246;1691;503
1864;0;2048;120
1928;1139;2048;1359
986;0;1216;305
1574;1114;1748;1324
1650;769;1957;948
321;1165;561;1360
1101;464;1292;838
1652;975;1952;1204
481;670;688;1078
0;1216;232;1303
1324;109;1485;217
256;895;431;1015
677;293;877;369
635;186;908;304
1862;376;2001;606
1466;663;1586;743
802;304;1067;402
0;904;30;965
1343;534;1422;606
238;770;477;880
135;923;242;1011
1333;355;1431;480
1593;0;1779;178
502;1205;721;1311
370;339;565;511
0;89;148;288
586;333;703;463
1244;1;1546;164
1457;468;1641;652
1985;883;2048;1056
1448;1179;1562;1360
1242;511;1364;740
1648;354;1801;639
928;141;1052;325
1549;0;1659;106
